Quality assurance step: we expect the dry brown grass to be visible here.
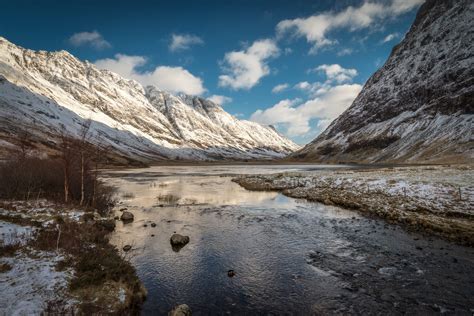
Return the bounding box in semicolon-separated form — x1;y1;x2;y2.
156;193;180;204
122;192;135;199
0;242;21;257
29;218;146;313
0;262;12;272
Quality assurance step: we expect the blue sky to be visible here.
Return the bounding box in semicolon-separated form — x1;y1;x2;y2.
0;0;422;144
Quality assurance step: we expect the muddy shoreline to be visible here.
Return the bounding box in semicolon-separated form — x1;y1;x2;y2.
233;165;474;246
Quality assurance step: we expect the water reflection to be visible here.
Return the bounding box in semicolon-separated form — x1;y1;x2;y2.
104;165;474;315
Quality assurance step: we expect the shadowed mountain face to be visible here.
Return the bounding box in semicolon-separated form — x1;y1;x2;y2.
0;37;299;163
293;0;473;164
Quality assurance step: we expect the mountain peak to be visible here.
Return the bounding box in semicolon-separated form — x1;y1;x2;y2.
292;0;473;164
0;37;299;162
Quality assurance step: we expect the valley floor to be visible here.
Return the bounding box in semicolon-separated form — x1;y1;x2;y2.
233;165;474;245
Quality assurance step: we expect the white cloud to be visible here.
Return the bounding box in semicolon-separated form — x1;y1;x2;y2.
294;81;311;90
251;99;306;136
68;31;111;50
390;0;425;14
169;34;204;52
312;64;358;83
251;84;362;136
95;54;206;95
276;0;423;53
316;118;333;131
381;32;400;43
294;81;328;96
207;95;232;105
272;83;289;93
293;63;358;99
337;48;354;56
219;39;280;90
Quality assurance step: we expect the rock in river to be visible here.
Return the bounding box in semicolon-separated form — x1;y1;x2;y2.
170;234;190;252
120;211;134;222
169;304;192;316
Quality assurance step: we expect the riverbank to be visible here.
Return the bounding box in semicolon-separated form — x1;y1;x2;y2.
0;199;146;314
233;165;474;246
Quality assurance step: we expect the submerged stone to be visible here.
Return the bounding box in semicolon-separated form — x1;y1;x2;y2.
169;304;192;316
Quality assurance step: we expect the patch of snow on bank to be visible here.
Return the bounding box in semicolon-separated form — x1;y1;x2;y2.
0;251;75;315
118;287;126;304
0;221;34;245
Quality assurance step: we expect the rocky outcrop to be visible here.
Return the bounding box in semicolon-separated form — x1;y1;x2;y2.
292;0;473;164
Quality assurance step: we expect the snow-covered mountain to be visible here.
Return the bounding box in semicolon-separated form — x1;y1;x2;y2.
293;0;473;164
0;37;299;163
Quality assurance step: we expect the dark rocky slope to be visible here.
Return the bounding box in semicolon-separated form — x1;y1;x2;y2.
293;0;473;164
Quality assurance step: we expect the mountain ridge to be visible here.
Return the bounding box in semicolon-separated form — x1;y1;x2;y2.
0;36;299;163
292;0;473;164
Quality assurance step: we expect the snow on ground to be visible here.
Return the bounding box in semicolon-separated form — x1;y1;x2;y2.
239;166;473;217
234;165;474;244
0;200;85;226
0;200;84;315
0;221;34;245
0;250;75;315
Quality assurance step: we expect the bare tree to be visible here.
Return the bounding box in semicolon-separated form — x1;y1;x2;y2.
78;120;92;206
59;125;73;203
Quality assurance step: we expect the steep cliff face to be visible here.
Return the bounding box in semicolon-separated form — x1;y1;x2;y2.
293;0;473;164
0;37;299;162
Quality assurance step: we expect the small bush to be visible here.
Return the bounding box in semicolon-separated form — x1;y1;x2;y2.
69;245;137;291
43;299;75;314
30;220;109;255
30;219;145;312
0;262;12;273
0;242;21;257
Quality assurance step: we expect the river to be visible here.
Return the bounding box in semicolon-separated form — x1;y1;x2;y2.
102;165;474;315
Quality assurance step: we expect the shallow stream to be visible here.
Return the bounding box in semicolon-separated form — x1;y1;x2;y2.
103;165;474;315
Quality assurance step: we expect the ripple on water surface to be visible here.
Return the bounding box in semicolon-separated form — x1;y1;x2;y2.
104;165;474;315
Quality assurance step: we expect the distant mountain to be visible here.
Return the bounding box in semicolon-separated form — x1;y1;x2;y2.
0;37;298;163
292;0;473;164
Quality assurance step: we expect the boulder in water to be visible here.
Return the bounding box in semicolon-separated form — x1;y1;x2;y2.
120;211;134;222
170;234;190;252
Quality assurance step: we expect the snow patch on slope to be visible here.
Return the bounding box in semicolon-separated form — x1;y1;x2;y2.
0;37;299;161
294;0;473;163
